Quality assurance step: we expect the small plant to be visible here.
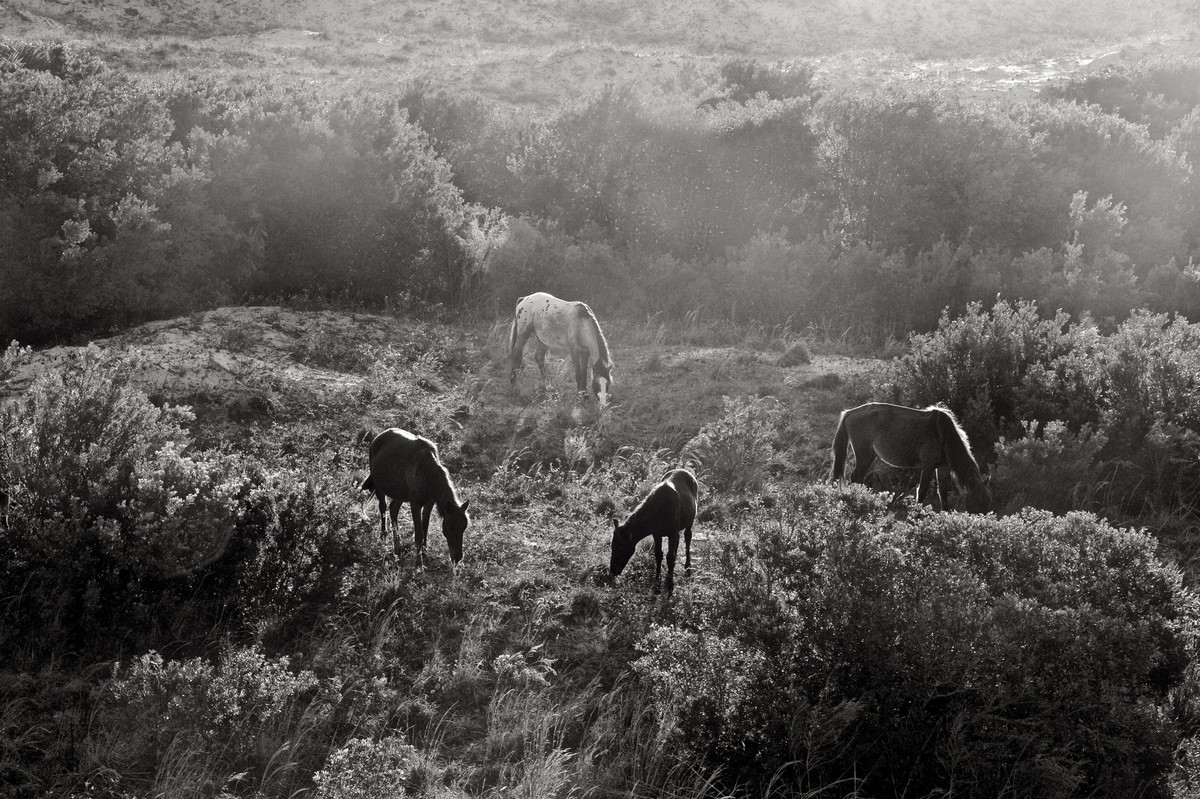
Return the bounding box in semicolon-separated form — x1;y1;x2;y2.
778;340;812;367
992;420;1108;514
218;326;255;352
0;339;31;383
313;737;421;799
684;395;781;493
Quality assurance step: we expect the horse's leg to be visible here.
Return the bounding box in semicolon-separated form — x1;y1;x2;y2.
377;493;388;539
936;466;952;511
918;467;937;507
573;351;588;394
510;321;534;386
383;499;398;553
409;503;422;556
420;503;433;550
849;446;876;484
653;534;664;593
665;532;678;596
684;525;693;571
533;339;550;388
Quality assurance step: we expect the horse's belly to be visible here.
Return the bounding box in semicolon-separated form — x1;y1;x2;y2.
873;445;926;470
533;327;574;356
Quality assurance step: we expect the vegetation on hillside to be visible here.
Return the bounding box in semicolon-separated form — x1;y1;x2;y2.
2;324;1199;798
5;28;1200;799
3;43;1200;346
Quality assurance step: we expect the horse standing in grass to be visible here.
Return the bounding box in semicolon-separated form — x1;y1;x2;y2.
360;428;471;563
609;468;698;596
509;292;614;406
830;402;990;513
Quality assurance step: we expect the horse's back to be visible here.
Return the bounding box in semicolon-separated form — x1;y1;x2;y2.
843;402;948;469
367;428;437;500
662;469;698;528
514;292;578;350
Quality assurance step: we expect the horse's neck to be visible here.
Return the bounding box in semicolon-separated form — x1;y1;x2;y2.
586;330;610;368
944;434;982;487
420;455;457;513
623;492;668;542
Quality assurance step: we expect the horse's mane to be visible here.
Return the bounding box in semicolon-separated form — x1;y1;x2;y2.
928;406;983;488
416;443;463;515
576;303;612;366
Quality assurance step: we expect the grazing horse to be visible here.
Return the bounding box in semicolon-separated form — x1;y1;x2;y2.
609;468;698;596
360;428;470;562
830;402;990;513
509;292;614;406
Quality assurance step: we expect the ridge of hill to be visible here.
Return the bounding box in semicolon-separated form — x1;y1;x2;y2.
3;306;879;478
3;0;1197;105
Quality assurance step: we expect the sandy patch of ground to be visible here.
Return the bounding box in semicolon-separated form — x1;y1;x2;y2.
1;306;408;403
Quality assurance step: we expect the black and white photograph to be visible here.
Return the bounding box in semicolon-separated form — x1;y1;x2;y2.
2;1;1200;796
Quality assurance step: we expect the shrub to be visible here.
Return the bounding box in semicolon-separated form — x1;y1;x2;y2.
777;340;812;367
888;298;1102;460
683;395;781;493
313;737;422;799
991;420;1109;514
0;348;246;658
221;468;375;628
636;484;1196;798
93;646;330;798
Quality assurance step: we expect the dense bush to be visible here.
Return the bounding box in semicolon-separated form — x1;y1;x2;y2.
1042;58;1200;139
0;346;373;662
889;300;1200;519
683;395;782;493
91;646;333;798
0;45;483;342
637;484;1197;798
312;737;423;799
0;347;246;656
4;43;1200;343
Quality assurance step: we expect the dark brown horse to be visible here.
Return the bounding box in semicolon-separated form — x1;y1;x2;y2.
830;402;990;513
609;468;698;595
360;428;470;562
509;292;615;406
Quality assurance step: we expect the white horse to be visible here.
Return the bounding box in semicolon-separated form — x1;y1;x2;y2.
508;292;614;406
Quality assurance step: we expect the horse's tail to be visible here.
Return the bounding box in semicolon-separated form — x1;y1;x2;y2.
830;412;850;482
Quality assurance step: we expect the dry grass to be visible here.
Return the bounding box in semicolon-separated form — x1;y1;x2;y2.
3;0;1196;108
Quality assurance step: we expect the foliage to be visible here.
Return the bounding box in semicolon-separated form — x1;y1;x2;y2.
93;646;331;798
890;299;1200;521
637;484;1197;798
0;48;486;342
887;298;1097;456
0;347;246;656
1042;58;1200;139
313;737;422;799
683;395;781;493
991;420;1109;514
0;346;374;662
4;45;1200;343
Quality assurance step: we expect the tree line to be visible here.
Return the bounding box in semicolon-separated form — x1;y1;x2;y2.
3;43;1199;343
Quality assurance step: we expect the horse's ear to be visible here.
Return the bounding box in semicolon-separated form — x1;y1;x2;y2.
460;499;470;512
612;518;619;532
